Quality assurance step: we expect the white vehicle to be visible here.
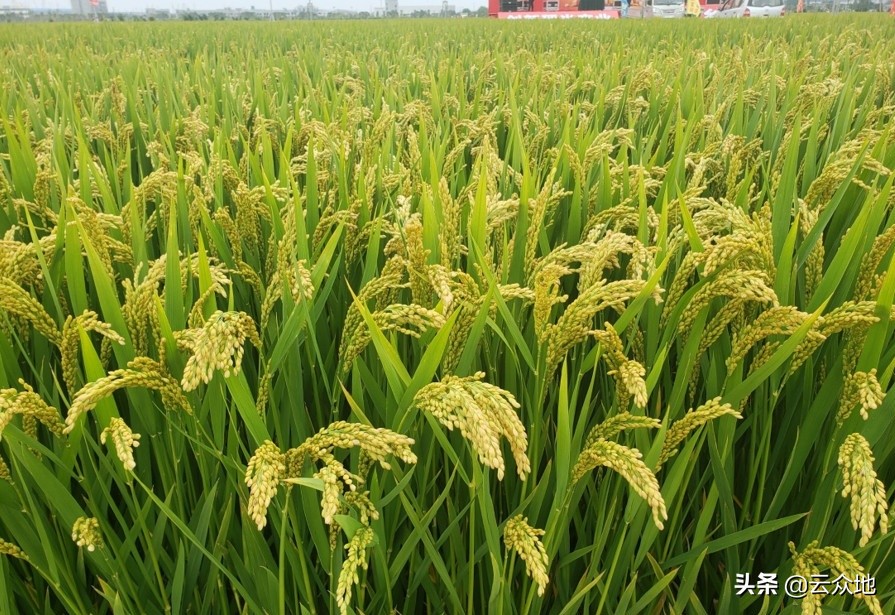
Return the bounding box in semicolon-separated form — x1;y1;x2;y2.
646;0;687;17
713;0;785;17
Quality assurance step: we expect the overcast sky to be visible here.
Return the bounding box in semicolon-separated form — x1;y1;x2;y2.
17;0;486;12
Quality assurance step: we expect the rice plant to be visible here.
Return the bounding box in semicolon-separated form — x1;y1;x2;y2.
0;14;894;615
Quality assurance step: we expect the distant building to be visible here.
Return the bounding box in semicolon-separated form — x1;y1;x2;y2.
145;7;171;18
397;3;456;13
375;0;456;13
0;3;31;19
254;8;300;18
71;0;108;16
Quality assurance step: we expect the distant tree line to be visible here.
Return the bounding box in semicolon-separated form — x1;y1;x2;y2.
3;7;492;22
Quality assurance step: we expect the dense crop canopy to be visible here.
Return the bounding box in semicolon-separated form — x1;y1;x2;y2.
0;15;894;615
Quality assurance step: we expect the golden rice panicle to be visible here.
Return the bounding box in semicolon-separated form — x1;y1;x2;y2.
503;515;549;597
584;412;660;450
71;517;103;552
403;213;432;306
440;278;484;373
0;276;61;345
578;230;649;289
0;167;9;202
438;176;461;267
343;490;380;527
0;380;65;438
179;310;261;391
65;193;131;276
799;199;825;299
290;421;417;470
523;180;571;278
438;276;533;373
255;365;272;416
590;322;626;361
232;182;266;253
660;251;703;329
497;283;535;304
532;232;642;341
282;422;414;526
591;324;649;409
701;230;771;280
413;372;530;480
0;457;10;482
122;257;167;356
801;301;892;377
100;417;141;472
788;542;823;615
336;526;374;615
816;301;881;338
573;439;667;530
613;360;648;409
22;412;38;441
854;224;895;302
179;254;234;301
339;303;444;375
789;540;884;615
314;462;348;526
374;254;410;311
677;270;778;341
338;259;408;359
373;304;446;340
64;357;190;433
545;279;658;380
688;300;748;399
462;376;531;479
0;539;28;561
533;262;571;341
726;306;808;374
261;248;313;331
786;330;830;377
838;434;889;548
131;357;192;413
314;455;363;523
263;251;315;331
245;440;285;530
292;259;314;303
485;193;520;234
214;208;242;261
426;264;455;311
187;283;228;329
0;235;52;291
658;397;742;469
838;369;885;424
61;310;126;394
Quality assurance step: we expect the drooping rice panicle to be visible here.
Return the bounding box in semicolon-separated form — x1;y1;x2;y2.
789;540;884;615
838;434;889;548
178;311;261;391
245;440;286;530
336;526;375;615
573;438;667;530
100;417;141;473
503;515;549;597
657;398;742;469
64;358;190;432
0;539;28;561
412;372;529;480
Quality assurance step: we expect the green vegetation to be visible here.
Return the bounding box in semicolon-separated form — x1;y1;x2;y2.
0;15;894;615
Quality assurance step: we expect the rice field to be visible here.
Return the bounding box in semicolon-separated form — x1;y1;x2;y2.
1;14;895;615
